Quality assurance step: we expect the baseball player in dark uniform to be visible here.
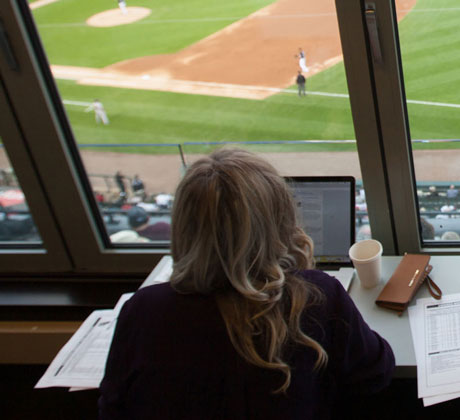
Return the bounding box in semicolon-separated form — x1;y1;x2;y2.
296;71;306;97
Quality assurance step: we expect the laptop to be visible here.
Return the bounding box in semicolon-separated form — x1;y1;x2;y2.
285;176;356;291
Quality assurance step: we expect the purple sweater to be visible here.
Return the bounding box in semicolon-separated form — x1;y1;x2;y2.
99;270;395;419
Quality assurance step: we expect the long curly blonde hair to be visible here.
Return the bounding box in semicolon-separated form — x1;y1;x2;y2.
170;148;327;393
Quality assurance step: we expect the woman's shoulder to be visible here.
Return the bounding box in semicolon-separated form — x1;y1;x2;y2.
296;269;356;316
118;283;176;321
297;269;346;293
133;282;175;300
124;282;172;308
121;282;216;324
132;282;211;304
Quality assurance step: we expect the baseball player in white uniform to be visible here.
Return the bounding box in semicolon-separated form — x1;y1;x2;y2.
118;0;128;15
85;99;109;125
295;48;309;73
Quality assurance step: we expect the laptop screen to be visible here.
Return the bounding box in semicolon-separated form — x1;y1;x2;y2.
285;176;355;264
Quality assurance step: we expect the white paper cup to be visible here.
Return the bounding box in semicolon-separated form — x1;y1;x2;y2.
349;239;383;288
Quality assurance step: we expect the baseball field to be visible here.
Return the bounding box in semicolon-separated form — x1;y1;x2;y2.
24;0;460;192
30;0;460;149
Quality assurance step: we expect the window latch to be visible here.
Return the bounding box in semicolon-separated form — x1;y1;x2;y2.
0;19;19;71
365;3;383;65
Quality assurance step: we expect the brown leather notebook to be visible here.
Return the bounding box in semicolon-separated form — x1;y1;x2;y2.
375;254;441;315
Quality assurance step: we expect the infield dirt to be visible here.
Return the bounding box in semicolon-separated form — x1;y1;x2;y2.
53;0;416;99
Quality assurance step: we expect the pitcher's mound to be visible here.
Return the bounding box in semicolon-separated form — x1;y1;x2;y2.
87;7;151;27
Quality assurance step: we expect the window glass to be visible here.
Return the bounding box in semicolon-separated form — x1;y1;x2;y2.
0;139;41;243
183;143;369;241
83;145;182;244
30;0;369;242
397;0;460;243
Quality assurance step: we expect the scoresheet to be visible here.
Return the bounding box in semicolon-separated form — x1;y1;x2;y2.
409;293;460;406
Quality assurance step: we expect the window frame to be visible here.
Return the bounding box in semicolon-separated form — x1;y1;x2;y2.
0;77;71;272
0;0;167;275
336;0;399;254
2;0;451;281
355;0;421;254
337;0;460;254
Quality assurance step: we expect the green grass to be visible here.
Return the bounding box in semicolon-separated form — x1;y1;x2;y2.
32;0;275;67
35;0;460;154
59;79;356;154
398;0;460;142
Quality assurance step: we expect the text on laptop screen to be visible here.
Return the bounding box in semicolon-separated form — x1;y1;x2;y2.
287;178;355;263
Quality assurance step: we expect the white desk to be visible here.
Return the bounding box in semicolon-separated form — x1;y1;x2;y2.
349;255;460;377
